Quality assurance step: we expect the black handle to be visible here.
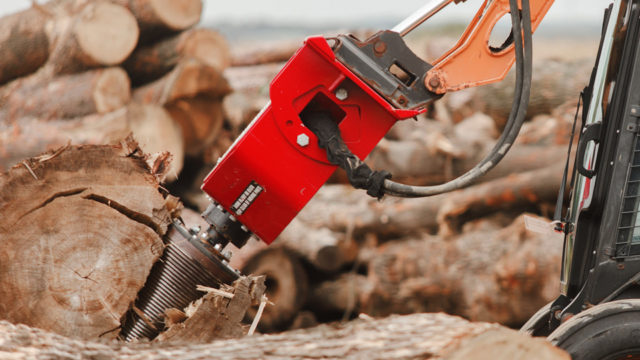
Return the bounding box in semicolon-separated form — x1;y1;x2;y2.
576;122;602;178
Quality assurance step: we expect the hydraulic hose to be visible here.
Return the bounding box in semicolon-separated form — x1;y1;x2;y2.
382;0;533;197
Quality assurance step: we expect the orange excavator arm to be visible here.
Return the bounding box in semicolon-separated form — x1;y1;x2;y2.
424;0;554;94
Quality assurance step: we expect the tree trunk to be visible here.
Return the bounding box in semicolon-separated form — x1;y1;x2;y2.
0;139;176;340
125;28;230;86
47;1;139;75
0;6;50;85
112;0;202;42
133;58;231;105
365;214;562;327
0;67;131;120
0;314;569;359
0;104;184;181
231;40;300;66
241;248;308;332
308;273;374;317
165;95;225;156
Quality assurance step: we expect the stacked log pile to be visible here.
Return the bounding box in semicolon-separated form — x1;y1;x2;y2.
0;0;232;182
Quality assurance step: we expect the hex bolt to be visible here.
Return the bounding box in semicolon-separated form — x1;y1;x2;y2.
374;41;387;54
428;76;441;89
223;250;233;259
189;225;201;235
335;88;348;101
297;133;310;147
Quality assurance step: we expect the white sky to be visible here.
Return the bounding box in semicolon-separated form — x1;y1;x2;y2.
0;1;611;27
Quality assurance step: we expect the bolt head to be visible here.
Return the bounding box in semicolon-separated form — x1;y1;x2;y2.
335;88;348;101
297;133;310;147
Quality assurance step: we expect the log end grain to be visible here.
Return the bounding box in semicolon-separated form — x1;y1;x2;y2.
180;29;231;71
93;67;132;113
75;2;139;66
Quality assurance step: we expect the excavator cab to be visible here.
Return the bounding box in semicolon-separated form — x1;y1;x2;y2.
523;0;640;357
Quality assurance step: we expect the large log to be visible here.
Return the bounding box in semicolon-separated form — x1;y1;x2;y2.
165;95;225;156
46;1;139;75
133;58;231;105
0;314;568;359
0;104;184;181
0;67;131;120
0;7;50;85
231;40;300;67
0;139;176;340
125;28;230;85
365;214;562;326
112;0;202;42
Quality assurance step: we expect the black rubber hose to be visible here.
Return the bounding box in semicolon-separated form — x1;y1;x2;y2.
383;0;533;197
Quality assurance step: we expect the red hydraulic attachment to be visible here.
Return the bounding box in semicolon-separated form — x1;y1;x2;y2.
202;37;422;243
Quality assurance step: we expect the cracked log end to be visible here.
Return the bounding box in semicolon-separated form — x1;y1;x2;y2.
0;139;175;340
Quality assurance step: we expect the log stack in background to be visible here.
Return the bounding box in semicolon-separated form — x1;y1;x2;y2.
0;0;232;182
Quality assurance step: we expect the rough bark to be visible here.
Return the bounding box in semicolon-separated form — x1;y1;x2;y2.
133;58;231;105
365;214;562;326
308;273;374;317
47;1;139;75
241;248;309;332
0;104;184;181
112;0;202;42
165;95;225;156
0;6;50;85
125;28;230;85
156;275;266;343
0;314;568;359
0;139;176;340
0;67;131;120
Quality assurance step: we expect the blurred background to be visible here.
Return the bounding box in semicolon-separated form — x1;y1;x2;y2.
0;0;615;336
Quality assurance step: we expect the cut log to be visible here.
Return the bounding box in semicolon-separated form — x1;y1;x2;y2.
0;67;131;120
133;58;231;105
156;275;266;342
231;40;300;66
0;314;569;359
241;248;308;332
275;218;358;273
444;59;591;127
112;0;202;42
47;1;139;75
165;95;225;156
125;28;230;85
308;273;374;318
0;139;176;340
299;162;564;239
365;214;562;326
0;104;184;181
0;7;50;85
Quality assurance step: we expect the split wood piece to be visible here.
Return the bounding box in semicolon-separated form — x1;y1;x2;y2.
133;58;231;105
111;0;202;42
231;40;301;67
0;104;184;182
47;1;139;75
241;248;309;332
0;6;51;85
156;275;266;342
222;90;269;132
165;95;225;156
125;28;231;86
307;273;374;318
0;139;177;340
0;67;131;121
276;218;358;273
365;213;563;327
0;313;569;359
